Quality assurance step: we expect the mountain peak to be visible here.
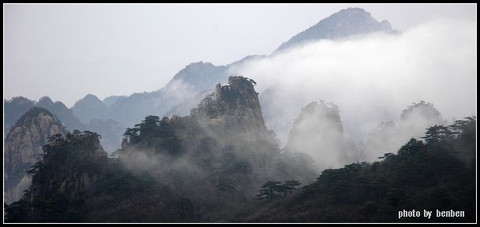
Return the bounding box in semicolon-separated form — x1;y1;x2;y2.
13;107;59;128
38;96;54;106
335;7;370;16
73;94;103;107
169;61;226;84
400;101;445;128
83;94;101;101
72;94;108;124
161;61;228;102
275;7;398;52
285;100;346;170
4;107;66;204
191;76;267;137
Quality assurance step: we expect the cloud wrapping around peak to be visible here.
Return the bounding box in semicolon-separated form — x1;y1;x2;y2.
231;17;476;145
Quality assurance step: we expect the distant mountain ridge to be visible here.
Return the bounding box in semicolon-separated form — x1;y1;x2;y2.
4;96;125;153
4;96;83;134
5;7;398;152
104;61;229;127
67;7;397;129
72;94;109;124
4;97;36;137
276;7;397;52
102;95;127;108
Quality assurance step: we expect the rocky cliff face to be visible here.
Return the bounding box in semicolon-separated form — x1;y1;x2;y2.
106;62;229;128
4;107;67;204
5;76;317;223
28;132;107;198
10;131;108;222
191;76;267;140
116;76;302;203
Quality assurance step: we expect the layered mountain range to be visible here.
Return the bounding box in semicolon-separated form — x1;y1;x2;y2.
2;6;419;207
5;8;399;154
5;7;474;223
5;76;316;222
5;76;475;223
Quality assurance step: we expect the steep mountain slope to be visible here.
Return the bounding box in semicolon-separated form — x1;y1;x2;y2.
166;62;228;96
5;131;109;222
120;76;302;201
240;117;476;223
106;62;229;127
275;7;397;52
191;76;267;137
5;76;316;222
6;107;475;223
165;56;267;117
4;107;67;204
4;97;36;137
4;8;399;156
81;8;396;130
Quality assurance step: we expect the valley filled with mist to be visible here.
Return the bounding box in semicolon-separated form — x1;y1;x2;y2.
4;6;476;223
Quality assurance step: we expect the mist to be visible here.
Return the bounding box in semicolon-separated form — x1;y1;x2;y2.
230;17;476;150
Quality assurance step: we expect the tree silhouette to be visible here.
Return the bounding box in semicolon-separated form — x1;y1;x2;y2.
281;180;302;195
123;115;182;156
422;125;452;144
257;180;301;200
257;181;282;201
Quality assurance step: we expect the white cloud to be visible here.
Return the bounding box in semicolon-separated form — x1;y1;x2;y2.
233;17;476;147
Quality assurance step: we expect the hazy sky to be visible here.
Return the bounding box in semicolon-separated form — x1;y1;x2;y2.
3;3;476;107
